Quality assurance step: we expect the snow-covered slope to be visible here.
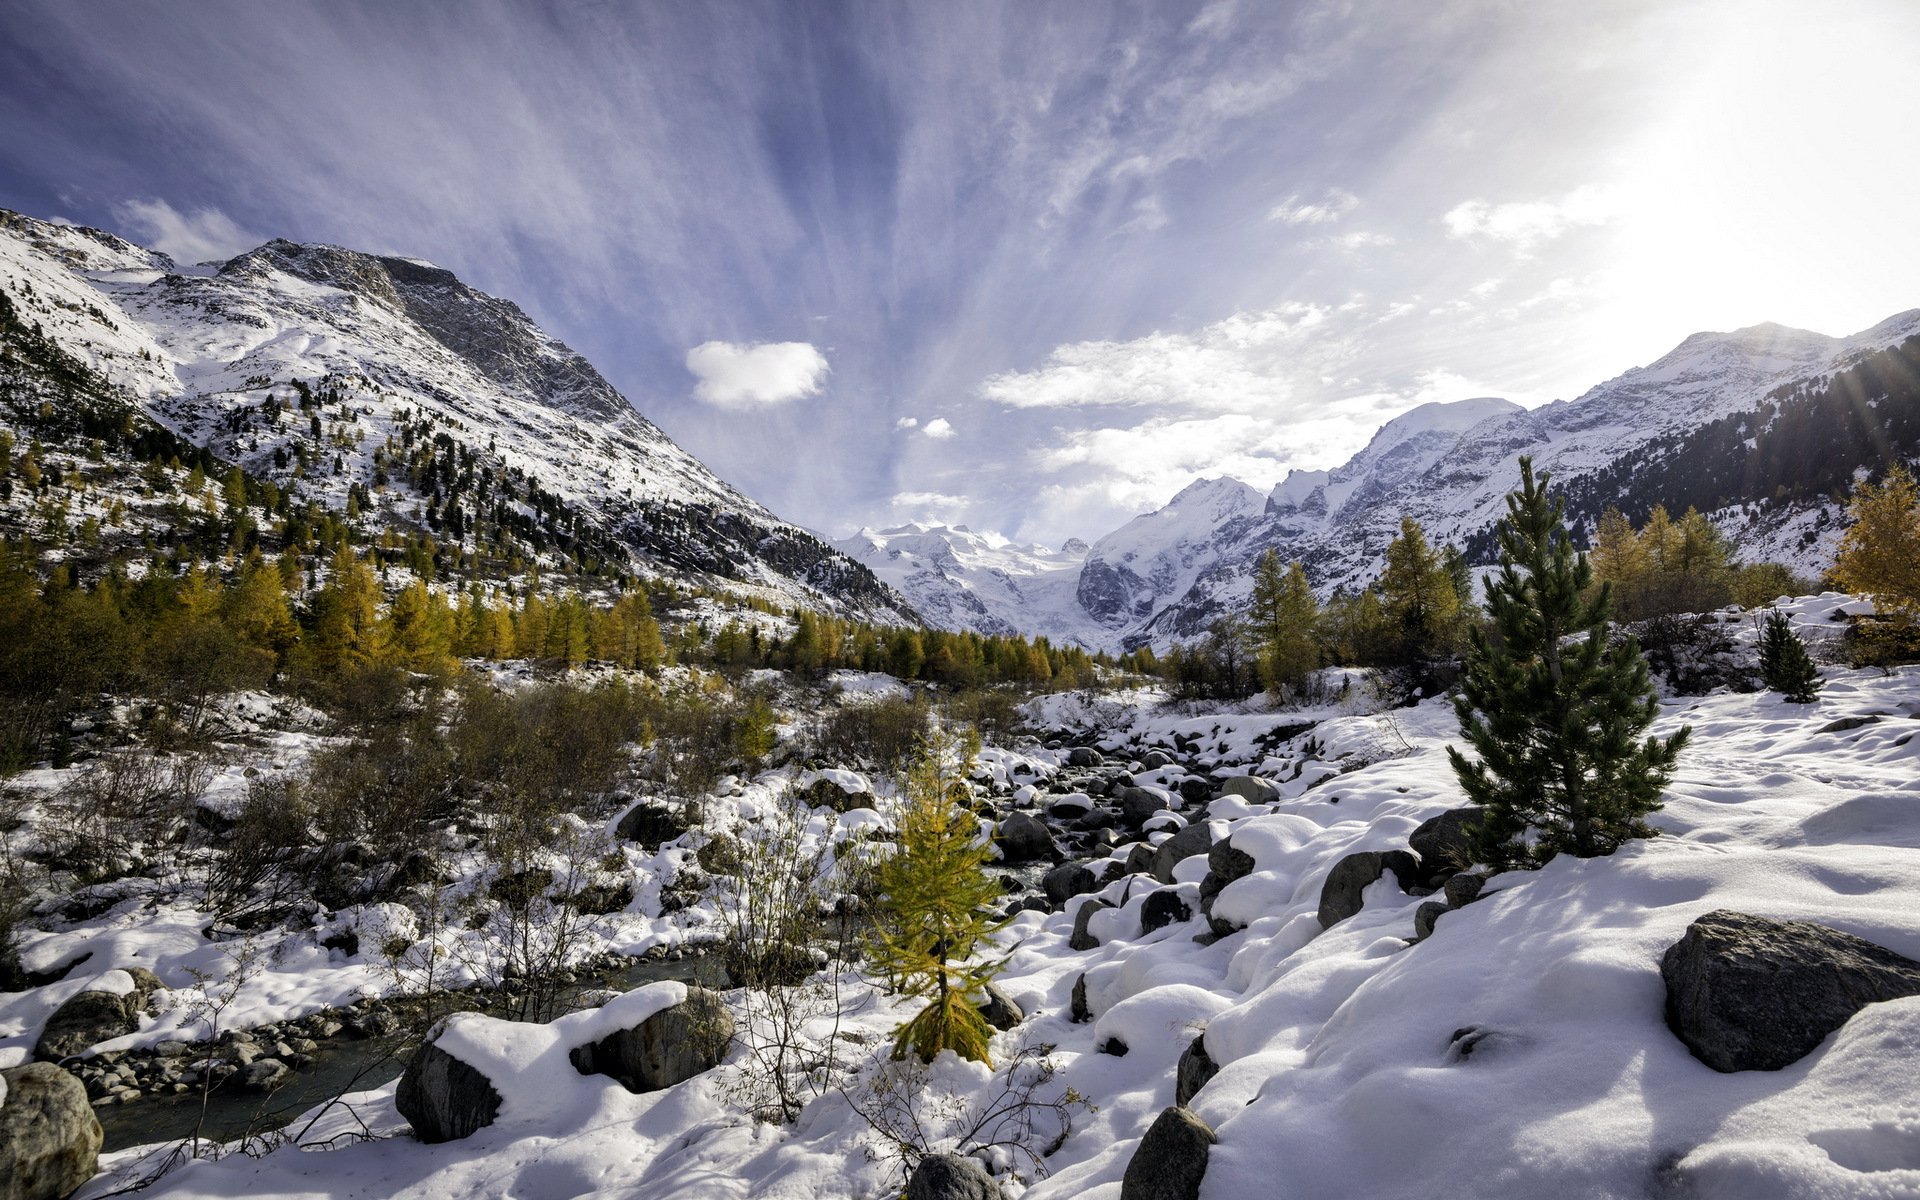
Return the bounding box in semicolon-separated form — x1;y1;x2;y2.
1075;477;1267;635
831;522;1102;644
0;209;909;618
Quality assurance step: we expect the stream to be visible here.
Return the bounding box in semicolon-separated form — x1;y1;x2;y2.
95;951;728;1153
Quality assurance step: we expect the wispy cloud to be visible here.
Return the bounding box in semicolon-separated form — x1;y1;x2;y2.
685;341;829;408
1443;185;1616;253
1268;189;1357;225
111;198;261;264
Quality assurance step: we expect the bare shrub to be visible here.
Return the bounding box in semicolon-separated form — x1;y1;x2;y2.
204;775;313;922
44;747;214;879
808;694;930;773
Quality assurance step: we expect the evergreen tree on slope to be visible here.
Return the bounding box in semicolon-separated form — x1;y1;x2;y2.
1448;458;1692;869
1757;610;1822;703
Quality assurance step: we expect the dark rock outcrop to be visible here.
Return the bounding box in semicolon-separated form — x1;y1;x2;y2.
569;987;734;1093
396;1039;504;1143
1661;909;1920;1072
1141;888;1193;935
614;801;683;848
907;1152;1004;1200
1151;823;1214;885
33;968;163;1061
977;984;1025;1032
995;813;1055;864
1175;1031;1218;1106
1316;851;1385;929
1043;863;1101;907
1070;899;1114;951
1120;1105;1218;1200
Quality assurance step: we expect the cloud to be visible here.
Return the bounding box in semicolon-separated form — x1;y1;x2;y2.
979;302;1334;412
1268;189;1358;225
685;341;830;408
1329;230;1394;250
888;490;971;525
921;417;956;439
112;198;262;264
1442;185;1616;253
894;417;919;430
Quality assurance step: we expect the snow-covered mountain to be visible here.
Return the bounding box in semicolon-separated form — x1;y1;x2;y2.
0;209;909;618
831;522;1102;644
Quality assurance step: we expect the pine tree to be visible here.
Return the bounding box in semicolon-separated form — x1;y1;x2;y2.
1448;457;1692;868
1379;517;1463;660
1757;610;1821;703
1246;549;1319;695
869;726;1006;1065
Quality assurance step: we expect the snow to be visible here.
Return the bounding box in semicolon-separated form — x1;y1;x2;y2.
832;522;1102;647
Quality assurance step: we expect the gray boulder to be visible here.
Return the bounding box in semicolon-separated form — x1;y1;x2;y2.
1661;909;1920;1072
1442;872;1486;909
1151;823;1214;885
1412;900;1451;941
1198;837;1258;937
1174;1032;1218;1106
1120;1105;1217;1200
1070;899;1114;951
1123;841;1157;876
1067;747;1105;768
396;1039;503;1143
994;812;1055;864
33;968;163;1061
1318;851;1394;929
1042;863;1101;906
907;1152;1003;1200
976;984;1025;1032
1140;751;1174;771
1070;973;1092;1023
1176;778;1213;806
239;1058;293;1092
0;1062;101;1200
1217;776;1279;804
569;987;734;1093
1141;888;1193;935
1117;788;1168;829
1407;806;1486;879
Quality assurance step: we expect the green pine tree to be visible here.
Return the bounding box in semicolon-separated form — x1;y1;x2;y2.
869;726;1007;1064
1246;549;1319;696
1757;610;1821;703
1448;457;1692;869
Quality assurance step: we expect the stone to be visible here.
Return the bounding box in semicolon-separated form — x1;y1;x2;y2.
907;1152;1004;1200
1151;823;1214;885
1120;1105;1217;1200
239;1059;292;1092
396;1039;503;1143
33;969;161;1061
1043;863;1101;907
1123;842;1157;877
350;1008;401;1038
568;987;734;1093
1177;778;1213;806
0;1062;102;1200
1316;851;1385;929
1141;751;1173;771
1070;973;1092;1023
1407;806;1487;880
1067;747;1105;768
1661;909;1920;1072
1070;899;1114;951
1141;888;1193;935
1047;793;1094;819
1442;872;1486;909
1819;715;1881;734
1412;901;1451;940
994;812;1055;864
1380;850;1424;893
976;984;1025;1032
1117;787;1168;829
1217;776;1280;804
1174;1031;1218;1106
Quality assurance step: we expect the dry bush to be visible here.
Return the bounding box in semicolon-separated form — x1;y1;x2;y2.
809;694;930;773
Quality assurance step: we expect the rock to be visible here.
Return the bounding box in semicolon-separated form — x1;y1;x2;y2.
1412;901;1451;940
0;1062;102;1200
1175;1031;1218;1106
1070;973;1092;1023
1407;806;1486;879
977;984;1025;1032
1067;747;1105;768
1123;842;1157;876
1217;776;1279;804
239;1059;292;1092
396;1038;504;1143
1070;899;1114;951
1120;1105;1217;1200
1151;823;1214;884
1100;1036;1129;1056
1205;836;1256;885
1177;778;1212;806
1819;715;1881;733
1141;751;1173;771
1141;888;1193;935
1661;909;1920;1072
568;987;734;1093
994;812;1055;864
1316;851;1385;929
350;1008;401;1038
1043;863;1101;906
33;971;161;1061
1442;872;1486;908
1380;850;1424;893
907;1152;1004;1200
1117;788;1167;829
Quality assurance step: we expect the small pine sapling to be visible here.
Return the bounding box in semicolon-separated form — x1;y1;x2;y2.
1757;610;1822;703
1448;457;1692;869
869;726;1007;1065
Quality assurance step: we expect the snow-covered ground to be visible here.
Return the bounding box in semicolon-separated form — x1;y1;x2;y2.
37;592;1918;1199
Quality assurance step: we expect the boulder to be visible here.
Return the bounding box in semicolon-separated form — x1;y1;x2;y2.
1217;776;1279;804
1123;842;1157;877
1067;747;1105;768
994;813;1055;864
1047;792;1093;819
1117;788;1168;829
1407;806;1486;880
1412;901;1450;941
1120;1105;1217;1200
569;987;734;1093
33;969;163;1061
0;1062;101;1200
1174;1031;1218;1106
1661;909;1920;1072
1176;778;1213;806
1043;863;1101;907
907;1152;1004;1200
1070;973;1092;1023
1197;836;1258;937
1151;823;1214;884
396;1039;503;1143
614;801;683;848
1070;899;1114;951
1380;850;1425;893
1140;751;1174;771
239;1059;292;1092
1316;851;1385;929
1442;872;1486;909
976;984;1025;1032
1141;888;1193;935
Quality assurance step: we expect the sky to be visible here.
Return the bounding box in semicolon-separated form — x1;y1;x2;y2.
4;0;1920;548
